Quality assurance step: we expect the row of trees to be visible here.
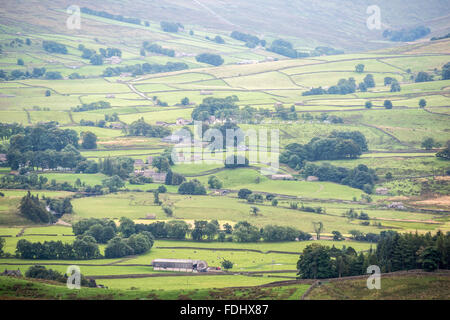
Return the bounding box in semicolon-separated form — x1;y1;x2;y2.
126;218;313;243
81;7;142;25
102;62;188;77
16;236;101;260
25;265;95;287
160;21;183;33
303;75;375;96
383;26;431;42
142;42;175;57
230;31;265;48
42;41;67;54
71;101;111;112
0;68;63;81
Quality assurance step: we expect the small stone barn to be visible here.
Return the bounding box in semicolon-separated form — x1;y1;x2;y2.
152;259;208;272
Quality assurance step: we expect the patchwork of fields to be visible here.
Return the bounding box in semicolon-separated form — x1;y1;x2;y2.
0;2;449;299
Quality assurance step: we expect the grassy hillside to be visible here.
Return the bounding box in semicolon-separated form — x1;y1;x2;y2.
305;273;450;300
1;0;450;51
0;275;310;300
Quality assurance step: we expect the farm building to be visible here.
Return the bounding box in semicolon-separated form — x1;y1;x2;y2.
152;259;208;272
271;174;294;180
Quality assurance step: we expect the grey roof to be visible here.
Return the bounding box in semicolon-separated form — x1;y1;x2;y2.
152;259;198;263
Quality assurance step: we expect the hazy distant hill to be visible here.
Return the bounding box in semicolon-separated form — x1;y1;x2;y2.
1;0;450;51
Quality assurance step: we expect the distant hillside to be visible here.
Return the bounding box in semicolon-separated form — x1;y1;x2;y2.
1;0;449;51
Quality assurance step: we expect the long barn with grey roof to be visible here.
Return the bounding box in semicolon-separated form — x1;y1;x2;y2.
152;259;208;272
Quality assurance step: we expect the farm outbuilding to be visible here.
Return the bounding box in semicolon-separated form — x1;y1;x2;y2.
152;259;208;272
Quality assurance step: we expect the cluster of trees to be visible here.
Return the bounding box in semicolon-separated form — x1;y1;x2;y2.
383;76;401;92
443;62;450;80
178;179;207;195
212;36;225;44
0;174;71;192
376;231;449;272
297;230;450;279
436;141;450;160
127;118;171;138
274;105;298;120
44;196;73;215
303;163;378;193
0;123;25;140
4;122;85;171
276;108;343;124
99;157;134;179
81;131;97;150
261;225;312;242
7;145;85;171
129;174;153;185
297;244;373;279
105;232;154;258
81;7;142;25
383;26;431;42
78;45;122;65
73;218;118;244
303;75;375;96
160;21;183;32
6;122;79;152
42;41;67;54
343;209;370;221
348;230;380;242
230;31;265;48
195;53;224;66
312;46;343;56
142;42;175;57
208;175;223;189
16;217;156;260
191;96;239;121
421;137;441;150
268;39;306;58
415;71;434;82
19;191;56;223
71;101;111;112
102;62;188;77
0;237;4;257
165;170;186;185
16;236;101;260
280;131;368;169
